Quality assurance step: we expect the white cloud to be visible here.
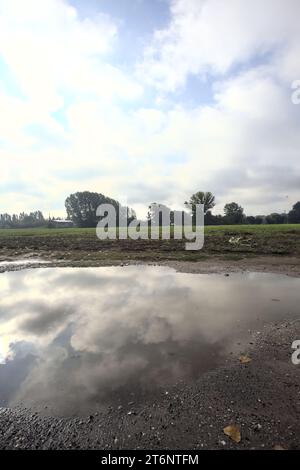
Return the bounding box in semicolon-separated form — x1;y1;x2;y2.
138;0;300;91
0;0;141;117
0;0;143;214
0;0;299;218
0;0;118;105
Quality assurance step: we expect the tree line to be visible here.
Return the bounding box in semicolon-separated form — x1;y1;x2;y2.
1;191;300;228
150;192;300;226
185;192;300;225
0;211;45;229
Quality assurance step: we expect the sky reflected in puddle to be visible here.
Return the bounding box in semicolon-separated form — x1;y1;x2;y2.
0;266;299;416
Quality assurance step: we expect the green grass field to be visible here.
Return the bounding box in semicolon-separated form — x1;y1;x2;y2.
0;224;299;238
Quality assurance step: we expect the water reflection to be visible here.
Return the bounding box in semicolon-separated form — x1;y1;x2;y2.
0;266;299;415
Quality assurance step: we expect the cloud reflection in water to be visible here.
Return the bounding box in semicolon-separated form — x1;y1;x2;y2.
0;266;299;415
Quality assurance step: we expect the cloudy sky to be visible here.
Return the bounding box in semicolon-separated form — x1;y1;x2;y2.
0;0;299;218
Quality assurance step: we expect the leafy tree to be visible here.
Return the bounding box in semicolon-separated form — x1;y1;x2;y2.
245;215;264;225
266;213;286;224
47;217;55;229
65;191;135;228
147;203;174;225
255;216;264;225
288;202;300;223
224;202;245;224
205;210;224;225
245;216;256;225
186;191;215;214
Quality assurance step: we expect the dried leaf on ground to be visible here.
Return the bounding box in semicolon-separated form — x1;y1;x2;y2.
239;355;252;364
223;424;241;443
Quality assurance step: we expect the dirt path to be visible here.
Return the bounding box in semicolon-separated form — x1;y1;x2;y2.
1;254;300;277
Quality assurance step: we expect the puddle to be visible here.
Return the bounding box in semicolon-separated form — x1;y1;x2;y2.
0;266;299;416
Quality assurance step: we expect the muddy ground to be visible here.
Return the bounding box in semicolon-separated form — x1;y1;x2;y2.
0;231;300;450
1;226;300;263
1;226;300;276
